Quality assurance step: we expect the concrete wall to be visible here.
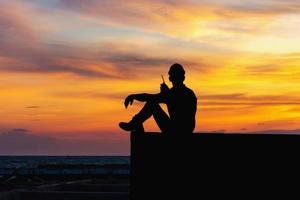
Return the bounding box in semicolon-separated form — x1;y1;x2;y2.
130;133;300;199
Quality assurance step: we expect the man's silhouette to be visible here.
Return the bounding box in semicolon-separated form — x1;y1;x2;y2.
119;63;197;135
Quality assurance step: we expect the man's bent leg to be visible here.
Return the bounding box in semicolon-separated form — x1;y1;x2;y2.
119;101;169;132
133;101;170;132
151;104;170;133
119;101;155;132
131;101;156;123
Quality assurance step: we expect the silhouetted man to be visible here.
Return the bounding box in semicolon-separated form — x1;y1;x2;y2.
119;63;197;135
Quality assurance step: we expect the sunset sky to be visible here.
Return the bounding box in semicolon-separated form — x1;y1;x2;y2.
1;0;300;155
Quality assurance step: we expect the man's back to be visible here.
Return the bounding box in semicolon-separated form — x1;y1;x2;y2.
166;84;197;133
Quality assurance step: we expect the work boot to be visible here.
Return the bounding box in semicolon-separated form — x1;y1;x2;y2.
119;115;144;132
119;121;134;131
119;121;145;132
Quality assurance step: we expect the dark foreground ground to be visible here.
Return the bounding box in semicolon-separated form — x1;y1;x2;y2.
0;163;129;200
0;175;129;200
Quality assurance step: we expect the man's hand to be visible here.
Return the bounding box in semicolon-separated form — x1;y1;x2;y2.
160;83;169;94
124;95;135;109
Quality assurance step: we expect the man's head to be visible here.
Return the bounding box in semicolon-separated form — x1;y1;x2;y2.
168;63;185;86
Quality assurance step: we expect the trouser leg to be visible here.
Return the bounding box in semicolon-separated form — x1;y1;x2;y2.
132;101;170;133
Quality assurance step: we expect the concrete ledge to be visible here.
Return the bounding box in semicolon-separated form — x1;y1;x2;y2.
130;132;300;199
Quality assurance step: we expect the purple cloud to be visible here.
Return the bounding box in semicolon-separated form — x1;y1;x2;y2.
0;129;129;155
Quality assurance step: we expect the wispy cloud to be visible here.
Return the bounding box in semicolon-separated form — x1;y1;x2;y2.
11;128;29;133
200;93;300;106
57;0;300;38
0;1;208;79
25;106;40;109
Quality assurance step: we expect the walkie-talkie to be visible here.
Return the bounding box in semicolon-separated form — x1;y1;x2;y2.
161;74;165;84
160;74;168;93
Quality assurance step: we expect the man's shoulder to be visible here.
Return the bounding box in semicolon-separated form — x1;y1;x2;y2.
183;86;197;98
171;85;197;99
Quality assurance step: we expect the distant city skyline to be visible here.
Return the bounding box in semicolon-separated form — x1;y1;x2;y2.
1;0;300;154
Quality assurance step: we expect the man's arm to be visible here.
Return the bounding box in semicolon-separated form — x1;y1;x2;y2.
132;93;155;102
124;93;166;109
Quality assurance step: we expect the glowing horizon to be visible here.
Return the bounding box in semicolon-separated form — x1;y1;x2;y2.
1;0;300;154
